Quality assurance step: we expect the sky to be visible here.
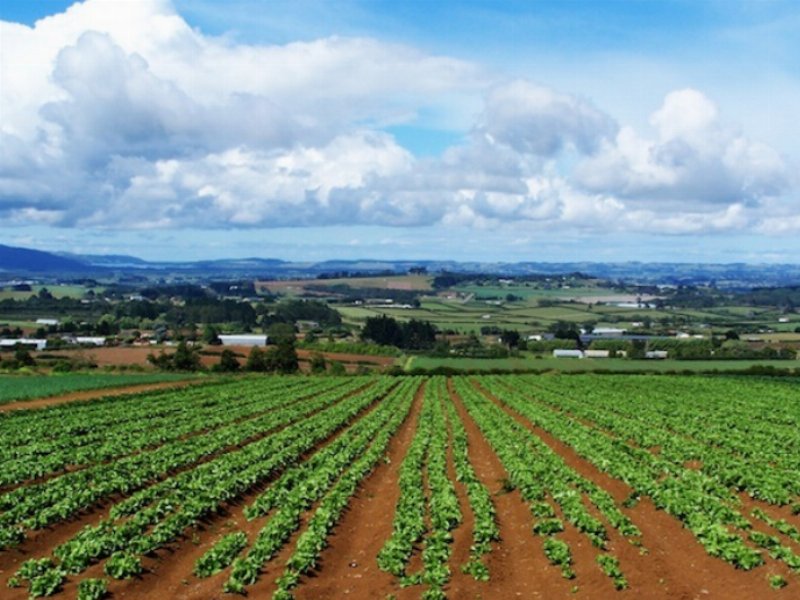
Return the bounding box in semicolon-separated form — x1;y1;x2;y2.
0;0;798;263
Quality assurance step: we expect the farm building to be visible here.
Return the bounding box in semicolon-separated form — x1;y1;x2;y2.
0;338;47;351
591;327;626;337
35;318;59;326
553;349;584;359
219;334;268;347
75;336;106;346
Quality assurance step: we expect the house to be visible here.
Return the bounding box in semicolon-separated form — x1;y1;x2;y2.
553;349;583;359
219;334;268;347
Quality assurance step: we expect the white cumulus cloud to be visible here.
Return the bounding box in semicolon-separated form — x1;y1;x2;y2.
0;1;795;237
575;89;791;209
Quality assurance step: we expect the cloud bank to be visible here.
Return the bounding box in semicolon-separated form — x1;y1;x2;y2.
0;0;795;237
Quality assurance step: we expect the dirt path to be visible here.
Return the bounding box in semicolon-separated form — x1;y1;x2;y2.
0;381;379;597
0;379;201;413
443;393;475;595
474;377;792;599
447;378;576;598
1;498;120;597
291;380;426;600
103;380;399;600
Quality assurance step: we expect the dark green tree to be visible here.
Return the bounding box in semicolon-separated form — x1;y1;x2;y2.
500;329;521;349
216;349;240;372
309;352;327;374
267;322;296;344
361;315;403;347
328;361;346;376
267;339;299;374
14;347;36;367
171;341;201;371
203;325;221;345
245;346;269;372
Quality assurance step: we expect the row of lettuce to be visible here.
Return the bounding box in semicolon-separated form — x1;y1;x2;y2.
478;374;800;586
4;373;800;597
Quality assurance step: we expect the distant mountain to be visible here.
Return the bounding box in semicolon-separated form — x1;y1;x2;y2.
0;244;96;274
59;253;150;267
4;243;800;288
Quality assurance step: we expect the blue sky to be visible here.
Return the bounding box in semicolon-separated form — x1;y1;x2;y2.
1;0;798;262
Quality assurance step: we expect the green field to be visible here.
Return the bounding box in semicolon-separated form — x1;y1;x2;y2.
258;275;432;296
452;283;605;300
0;373;197;405
406;355;800;373
0;319;41;331
0;285;98;301
335;292;800;340
337;299;670;333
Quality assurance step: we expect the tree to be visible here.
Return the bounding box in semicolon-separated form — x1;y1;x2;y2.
172;341;201;371
203;325;221;345
245;346;269;372
401;319;437;350
328;361;346;376
216;349;240;372
362;315;403;347
267;339;299;374
549;321;583;349
267;322;296;344
14;347;35;367
362;315;436;350
309;352;327;374
147;350;173;370
500;329;521;349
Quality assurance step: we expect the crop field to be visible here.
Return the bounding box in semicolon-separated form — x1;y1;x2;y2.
335;297;745;334
0;285;99;301
406;355;800;373
0;373;196;406
1;374;800;599
257;275;432;296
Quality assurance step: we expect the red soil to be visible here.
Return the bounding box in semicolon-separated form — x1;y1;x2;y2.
472;378;794;599
446;379;577;598
40;345;395;374
109;380;391;600
3;376;799;599
289;380;426;600
0;379;198;413
37;347;157;367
